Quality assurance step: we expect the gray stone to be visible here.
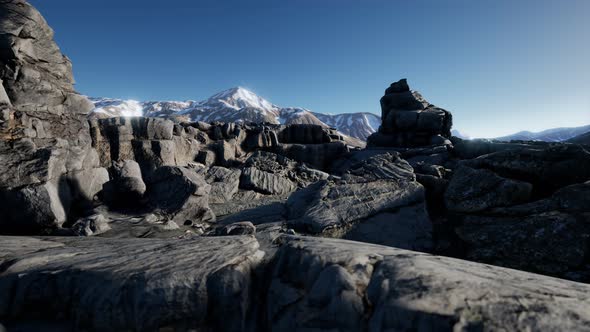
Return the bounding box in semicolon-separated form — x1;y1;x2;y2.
0;179;70;234
213;221;256;236
344;203;433;252
196;149;216;167
101;176;146;207
147;166;215;223
67;167;110;203
203;166;241;203
240;167;297;196
111;159;142;179
71;214;111;236
0;235;263;331
268;236;590;331
287;153;425;235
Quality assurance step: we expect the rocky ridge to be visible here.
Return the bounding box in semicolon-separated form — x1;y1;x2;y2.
1;1;590;331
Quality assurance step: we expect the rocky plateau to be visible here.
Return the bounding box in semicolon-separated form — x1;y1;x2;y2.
1;1;590;331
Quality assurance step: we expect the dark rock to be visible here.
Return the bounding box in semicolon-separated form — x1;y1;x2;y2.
455;212;590;278
0;179;71;234
445;166;533;213
196;149;216;167
101;176;146;207
461;144;590;195
344;203;433;252
275;141;349;170
369;79;453;148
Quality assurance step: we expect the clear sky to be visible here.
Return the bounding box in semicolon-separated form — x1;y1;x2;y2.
30;0;589;137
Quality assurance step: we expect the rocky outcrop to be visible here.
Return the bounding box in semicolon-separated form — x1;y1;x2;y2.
146;166;215;223
101;159;146;207
450;180;590;280
0;235;264;331
445;165;533;212
0;0;106;234
201;166;241;203
367;79;453;148
3;235;590;331
461;143;590;196
286;153;433;251
268;236;590;331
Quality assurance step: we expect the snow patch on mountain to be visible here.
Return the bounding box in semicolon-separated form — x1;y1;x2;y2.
91;98;144;117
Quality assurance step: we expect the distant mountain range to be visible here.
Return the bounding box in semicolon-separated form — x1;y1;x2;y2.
89;88;589;143
90;87;380;141
491;125;590;142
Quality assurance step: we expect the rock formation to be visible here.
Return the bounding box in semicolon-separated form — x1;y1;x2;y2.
1;1;590;331
0;0;105;234
367;78;453;147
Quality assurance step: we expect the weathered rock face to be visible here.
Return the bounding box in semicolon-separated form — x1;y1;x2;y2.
201;166;241;203
101;159;146;207
0;236;264;331
0;0;106;234
268;236;590;331
445;165;533;213
461;143;590;196
449;180;590;280
3;235;590;331
439;141;590;282
146;166;215;223
367;79;453;148
286;152;433;251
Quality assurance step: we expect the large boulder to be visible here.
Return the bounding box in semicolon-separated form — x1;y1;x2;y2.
367;79;453;148
286;153;431;249
0;179;70;234
146;166;215;223
240;167;297;196
202;166;241;203
275;141;349;170
101;159;146;207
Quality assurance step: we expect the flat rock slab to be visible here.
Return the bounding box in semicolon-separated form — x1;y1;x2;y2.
0;236;263;331
269;236;590;331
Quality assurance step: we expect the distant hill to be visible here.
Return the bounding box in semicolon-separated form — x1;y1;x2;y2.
491;125;590;142
567;131;590;145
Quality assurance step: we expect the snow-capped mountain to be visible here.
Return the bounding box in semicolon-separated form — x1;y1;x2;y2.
312;112;381;141
491;125;590;142
90;87;380;141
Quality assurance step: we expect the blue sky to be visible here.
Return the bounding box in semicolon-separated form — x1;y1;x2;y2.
30;0;589;137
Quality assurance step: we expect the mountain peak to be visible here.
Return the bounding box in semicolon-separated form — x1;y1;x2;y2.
203;86;278;113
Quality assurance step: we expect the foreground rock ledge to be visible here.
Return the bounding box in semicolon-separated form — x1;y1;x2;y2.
0;236;264;331
2;236;590;331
